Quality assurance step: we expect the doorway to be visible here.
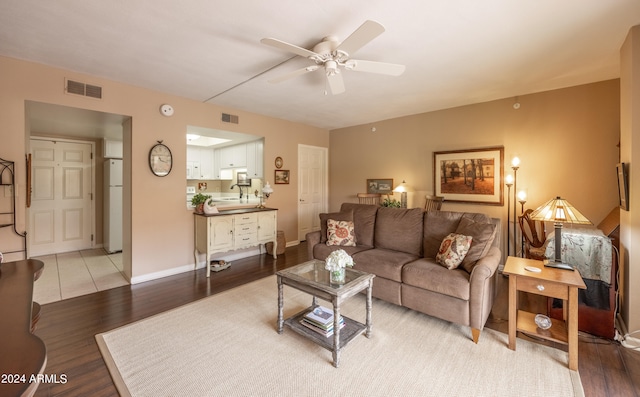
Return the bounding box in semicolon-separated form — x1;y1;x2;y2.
26;101;131;298
297;144;328;241
29;138;94;256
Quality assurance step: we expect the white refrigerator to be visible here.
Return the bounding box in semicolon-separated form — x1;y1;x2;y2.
104;159;123;253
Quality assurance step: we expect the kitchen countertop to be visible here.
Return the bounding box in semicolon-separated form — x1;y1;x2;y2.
187;192;264;210
194;207;277;216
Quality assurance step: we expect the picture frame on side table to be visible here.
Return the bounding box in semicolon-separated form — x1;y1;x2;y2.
275;169;290;184
367;178;394;194
433;146;504;205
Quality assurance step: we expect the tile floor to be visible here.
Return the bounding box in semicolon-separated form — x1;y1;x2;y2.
33;248;128;304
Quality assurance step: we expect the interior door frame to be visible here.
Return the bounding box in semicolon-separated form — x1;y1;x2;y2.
28;136;96;255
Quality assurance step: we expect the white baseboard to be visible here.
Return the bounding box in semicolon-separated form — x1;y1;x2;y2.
131;241;300;285
131;263;195;284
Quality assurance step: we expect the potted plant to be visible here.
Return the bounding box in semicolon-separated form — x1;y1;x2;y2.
191;193;212;214
381;197;401;208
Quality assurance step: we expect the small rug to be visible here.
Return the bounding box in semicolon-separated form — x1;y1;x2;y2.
96;276;584;397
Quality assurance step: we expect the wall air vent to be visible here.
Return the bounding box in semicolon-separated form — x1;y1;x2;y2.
65;79;103;99
221;113;239;124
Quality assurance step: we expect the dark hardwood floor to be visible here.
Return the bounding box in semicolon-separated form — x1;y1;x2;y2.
29;242;639;397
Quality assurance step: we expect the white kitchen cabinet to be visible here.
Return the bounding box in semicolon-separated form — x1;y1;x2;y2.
186;161;200;180
246;140;264;178
199;147;215;179
194;209;278;277
103;139;123;159
187;146;215;179
218;144;247;169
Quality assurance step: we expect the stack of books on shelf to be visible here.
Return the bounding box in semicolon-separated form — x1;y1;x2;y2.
300;306;345;337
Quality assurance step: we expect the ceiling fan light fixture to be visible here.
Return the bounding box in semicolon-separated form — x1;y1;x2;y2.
325;60;338;76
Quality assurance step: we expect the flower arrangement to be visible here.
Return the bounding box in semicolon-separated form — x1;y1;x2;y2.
325;249;354;284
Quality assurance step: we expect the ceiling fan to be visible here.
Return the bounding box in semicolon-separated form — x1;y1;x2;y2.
261;20;405;95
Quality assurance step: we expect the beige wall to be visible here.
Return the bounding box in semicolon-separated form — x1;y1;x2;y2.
620;26;640;335
0;56;329;280
330;80;620;224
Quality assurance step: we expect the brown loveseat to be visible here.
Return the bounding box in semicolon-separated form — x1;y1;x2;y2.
306;203;501;343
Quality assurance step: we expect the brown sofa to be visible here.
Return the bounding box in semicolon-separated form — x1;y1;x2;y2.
306;203;501;343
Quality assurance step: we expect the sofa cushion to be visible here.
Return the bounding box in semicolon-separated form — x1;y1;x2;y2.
436;233;473;270
423;211;494;259
320;210;353;244
352;248;419;282
340;203;379;247
402;258;471;301
374;207;424;256
313;244;372;261
326;219;356;246
456;216;497;273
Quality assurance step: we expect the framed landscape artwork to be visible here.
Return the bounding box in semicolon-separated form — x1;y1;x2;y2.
367;178;394;194
433;146;504;205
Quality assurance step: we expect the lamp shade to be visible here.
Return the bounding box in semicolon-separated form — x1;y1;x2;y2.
393;180;410;193
529;196;591;225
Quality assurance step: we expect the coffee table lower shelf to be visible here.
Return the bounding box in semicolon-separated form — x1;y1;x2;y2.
283;307;367;351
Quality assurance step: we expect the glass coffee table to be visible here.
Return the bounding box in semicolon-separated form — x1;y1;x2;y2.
276;259;375;368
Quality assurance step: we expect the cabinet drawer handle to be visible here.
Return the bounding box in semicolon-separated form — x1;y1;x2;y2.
537;284;545;291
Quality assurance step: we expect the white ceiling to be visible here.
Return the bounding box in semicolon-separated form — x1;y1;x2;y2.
3;1;640;131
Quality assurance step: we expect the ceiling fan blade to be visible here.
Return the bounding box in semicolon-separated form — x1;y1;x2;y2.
327;72;345;95
346;59;406;76
336;20;385;55
260;38;319;58
268;65;319;83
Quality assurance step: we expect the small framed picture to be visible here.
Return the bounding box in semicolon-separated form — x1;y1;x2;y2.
367;178;394;194
275;169;290;184
237;171;251;186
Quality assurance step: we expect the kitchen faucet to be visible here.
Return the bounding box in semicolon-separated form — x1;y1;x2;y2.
230;184;244;200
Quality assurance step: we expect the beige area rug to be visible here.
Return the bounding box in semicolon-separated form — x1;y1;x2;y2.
96;276;584;397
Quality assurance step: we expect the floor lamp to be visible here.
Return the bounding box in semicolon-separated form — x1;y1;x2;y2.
511;156;520;257
505;174;513;256
517;189;527;257
529;196;592;270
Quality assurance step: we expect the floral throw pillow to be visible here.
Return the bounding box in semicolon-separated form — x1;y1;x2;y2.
436;233;473;270
326;219;356;246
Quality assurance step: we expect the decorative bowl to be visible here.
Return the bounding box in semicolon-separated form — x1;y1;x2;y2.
534;314;552;330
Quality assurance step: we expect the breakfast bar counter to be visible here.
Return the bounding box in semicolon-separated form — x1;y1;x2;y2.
195;207;278;216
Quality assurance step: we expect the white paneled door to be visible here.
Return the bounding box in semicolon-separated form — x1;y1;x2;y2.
298;144;327;241
29;139;93;256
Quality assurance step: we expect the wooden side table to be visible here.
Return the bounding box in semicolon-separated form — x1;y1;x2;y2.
503;256;586;371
